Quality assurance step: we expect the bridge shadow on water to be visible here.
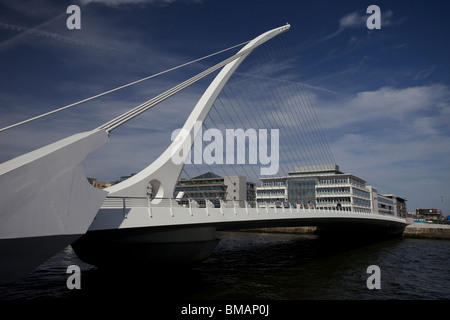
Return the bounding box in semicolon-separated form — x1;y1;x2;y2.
64;230;403;301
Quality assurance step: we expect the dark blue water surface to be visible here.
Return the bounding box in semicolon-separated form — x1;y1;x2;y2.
1;232;449;301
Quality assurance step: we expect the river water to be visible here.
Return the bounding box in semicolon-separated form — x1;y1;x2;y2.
1;231;449;301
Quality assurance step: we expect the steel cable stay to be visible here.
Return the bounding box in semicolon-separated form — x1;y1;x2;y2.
179;37;326;209
205;110;255;182
178;163;221;207
222;76;302;209
300;81;336;165
176;110;258;208
259;38;335;168
250;44;317;175
187;117;251;205
247;42;319;173
203;118;254;206
190;88;278;207
215;90;262;182
279;37;336;166
239;47;318;173
220;78;292;180
179;78;271;207
141;26;289;210
173;92;255;207
148;34;336;210
98;44;261;133
219;84;276;181
0;40;250;133
205;95;259;182
284;72;334;167
260;41;329;168
218;64;280;179
256;40;318;168
192;37;322;183
234;69;319;172
154;118;229;208
166;110;231;205
245;76;315;175
274;37;335;166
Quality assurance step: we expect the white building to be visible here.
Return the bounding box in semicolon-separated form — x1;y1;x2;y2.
174;172;256;207
378;193;397;215
256;164;376;214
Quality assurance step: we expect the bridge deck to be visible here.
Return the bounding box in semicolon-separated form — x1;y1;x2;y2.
89;197;407;233
73;199;407;267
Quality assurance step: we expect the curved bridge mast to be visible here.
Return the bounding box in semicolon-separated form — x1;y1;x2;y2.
0;24;290;284
105;24;290;202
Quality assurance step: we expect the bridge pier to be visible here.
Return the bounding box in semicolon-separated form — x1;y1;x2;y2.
71;226;219;268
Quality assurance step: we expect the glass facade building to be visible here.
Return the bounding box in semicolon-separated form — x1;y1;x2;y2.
287;178;317;208
256;164;374;213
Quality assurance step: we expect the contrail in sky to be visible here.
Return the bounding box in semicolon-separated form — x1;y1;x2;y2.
0;12;103;51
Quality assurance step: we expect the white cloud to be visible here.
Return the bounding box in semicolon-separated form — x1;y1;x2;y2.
314;84;450;130
318;9;400;44
339;11;365;28
381;10;400;27
308;84;450;211
339;9;398;29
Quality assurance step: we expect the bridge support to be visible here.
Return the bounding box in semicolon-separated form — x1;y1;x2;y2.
0;129;109;284
71;226;219;268
103;24;290;202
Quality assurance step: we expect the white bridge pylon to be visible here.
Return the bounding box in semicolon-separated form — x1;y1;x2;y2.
0;24;292;283
105;24;291;202
0;23;409;282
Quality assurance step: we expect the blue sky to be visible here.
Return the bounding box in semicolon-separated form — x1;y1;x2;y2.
0;0;449;215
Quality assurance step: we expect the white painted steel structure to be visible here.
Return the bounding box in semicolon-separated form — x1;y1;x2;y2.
0;24;407;282
0;24;291;283
104;24;291;201
74;196;406;266
0;129;109;284
73;23;406;267
91;197;407;232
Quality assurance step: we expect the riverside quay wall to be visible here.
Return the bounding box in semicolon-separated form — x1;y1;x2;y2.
402;223;450;240
242;223;450;240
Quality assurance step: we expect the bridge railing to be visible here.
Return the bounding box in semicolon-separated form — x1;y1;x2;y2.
102;196;149;208
100;196;406;219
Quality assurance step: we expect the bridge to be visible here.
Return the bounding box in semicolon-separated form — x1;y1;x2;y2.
72;197;407;266
0;24;407;283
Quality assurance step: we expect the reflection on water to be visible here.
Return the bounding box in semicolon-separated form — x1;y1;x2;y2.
1;231;449;300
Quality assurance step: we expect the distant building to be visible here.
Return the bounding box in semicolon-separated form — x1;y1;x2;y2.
377;193;396;215
256;164;372;213
88;173;138;190
383;194;407;217
416;208;441;221
87;177;113;189
256;164;405;215
174;172;256;207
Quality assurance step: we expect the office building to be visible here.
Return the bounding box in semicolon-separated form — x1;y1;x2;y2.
256;164;372;213
383;194;407;217
256;164;407;215
174;172;256;207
